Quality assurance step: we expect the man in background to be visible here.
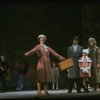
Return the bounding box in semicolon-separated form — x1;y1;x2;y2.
67;36;83;93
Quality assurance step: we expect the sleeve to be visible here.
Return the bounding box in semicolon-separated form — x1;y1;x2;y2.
79;63;82;68
88;58;92;63
80;46;83;55
24;45;39;56
78;57;82;63
48;47;65;61
78;58;82;67
88;62;92;68
96;47;100;64
67;47;70;58
81;46;83;51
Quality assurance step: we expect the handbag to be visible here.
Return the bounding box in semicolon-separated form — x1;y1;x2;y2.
58;58;74;70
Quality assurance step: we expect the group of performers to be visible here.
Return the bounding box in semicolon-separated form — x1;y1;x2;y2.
0;34;100;97
24;34;100;96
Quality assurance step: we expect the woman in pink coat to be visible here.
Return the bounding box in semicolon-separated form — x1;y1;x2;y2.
78;49;92;93
24;34;65;96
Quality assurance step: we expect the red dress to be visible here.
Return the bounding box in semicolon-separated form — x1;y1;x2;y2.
25;44;65;82
78;56;92;78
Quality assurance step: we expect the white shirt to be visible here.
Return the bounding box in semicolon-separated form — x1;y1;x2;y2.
73;44;78;52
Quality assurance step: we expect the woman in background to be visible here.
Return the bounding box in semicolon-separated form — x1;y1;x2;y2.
88;37;100;92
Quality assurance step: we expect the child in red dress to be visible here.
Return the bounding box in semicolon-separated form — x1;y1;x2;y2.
78;49;92;93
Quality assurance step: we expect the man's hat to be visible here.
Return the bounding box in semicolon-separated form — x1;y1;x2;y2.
73;36;79;41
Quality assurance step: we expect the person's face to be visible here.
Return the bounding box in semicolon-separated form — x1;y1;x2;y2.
73;39;78;45
39;37;46;44
89;41;94;47
82;52;87;56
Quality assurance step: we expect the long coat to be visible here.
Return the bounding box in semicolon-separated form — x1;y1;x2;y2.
25;44;65;83
67;45;83;78
88;46;100;84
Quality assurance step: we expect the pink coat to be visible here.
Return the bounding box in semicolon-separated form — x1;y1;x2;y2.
78;56;92;78
25;44;65;82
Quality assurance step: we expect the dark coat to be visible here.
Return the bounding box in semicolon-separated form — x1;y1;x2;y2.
67;45;83;78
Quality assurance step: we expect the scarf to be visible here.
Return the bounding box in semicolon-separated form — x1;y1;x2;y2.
40;44;48;52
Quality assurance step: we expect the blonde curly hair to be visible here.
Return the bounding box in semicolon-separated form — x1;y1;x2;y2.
88;37;96;45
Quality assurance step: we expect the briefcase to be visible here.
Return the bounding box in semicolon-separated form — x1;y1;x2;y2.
58;58;74;70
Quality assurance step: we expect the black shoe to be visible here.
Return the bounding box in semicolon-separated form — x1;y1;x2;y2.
77;91;82;93
86;89;90;93
68;91;72;93
84;88;90;93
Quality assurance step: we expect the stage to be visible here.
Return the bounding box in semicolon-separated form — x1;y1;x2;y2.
0;88;100;99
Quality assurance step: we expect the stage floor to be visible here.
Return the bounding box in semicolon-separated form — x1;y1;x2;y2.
0;88;100;99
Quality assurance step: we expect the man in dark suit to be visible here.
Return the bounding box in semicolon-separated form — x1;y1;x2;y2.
67;36;83;93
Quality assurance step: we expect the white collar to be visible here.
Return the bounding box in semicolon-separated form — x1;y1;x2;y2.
73;44;78;47
78;56;92;63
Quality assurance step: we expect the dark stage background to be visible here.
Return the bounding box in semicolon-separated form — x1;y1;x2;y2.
0;1;100;90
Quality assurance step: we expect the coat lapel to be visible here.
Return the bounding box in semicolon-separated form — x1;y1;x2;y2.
76;45;79;53
71;45;79;53
71;45;75;53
